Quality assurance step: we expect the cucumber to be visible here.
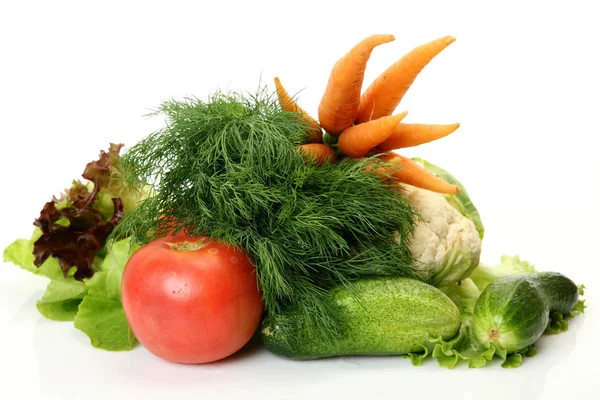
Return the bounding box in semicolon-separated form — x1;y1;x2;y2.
533;272;580;315
261;277;461;359
473;272;579;352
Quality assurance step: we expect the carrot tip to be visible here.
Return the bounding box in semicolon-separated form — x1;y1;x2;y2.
382;34;396;43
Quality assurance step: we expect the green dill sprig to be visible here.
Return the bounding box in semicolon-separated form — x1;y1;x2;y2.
112;86;420;343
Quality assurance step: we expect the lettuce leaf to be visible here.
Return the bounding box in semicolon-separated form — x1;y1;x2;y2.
98;237;138;274
407;306;536;369
4;229;65;279
3;143;149;351
4;231;139;351
546;293;586;334
74;295;136;351
470;254;537;291
36;278;86;321
73;238;139;351
32;144;131;280
4;229;85;321
33;197;123;280
73;239;138;351
31;143;148;281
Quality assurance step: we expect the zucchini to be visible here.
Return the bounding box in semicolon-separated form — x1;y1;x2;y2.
473;272;579;352
261;277;461;359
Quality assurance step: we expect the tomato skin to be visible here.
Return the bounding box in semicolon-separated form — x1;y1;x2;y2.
121;235;263;364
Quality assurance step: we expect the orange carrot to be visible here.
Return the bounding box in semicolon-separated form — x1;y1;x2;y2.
362;158;397;180
356;36;456;124
378;122;460;150
296;143;338;164
274;77;323;143
338;111;408;157
378;152;459;194
318;34;395;135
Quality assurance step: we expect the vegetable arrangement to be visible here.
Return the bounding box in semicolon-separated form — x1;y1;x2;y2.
3;33;586;368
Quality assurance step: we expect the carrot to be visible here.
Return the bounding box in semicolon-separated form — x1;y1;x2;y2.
355;35;456;124
296;143;338;164
378;152;459;194
318;34;395;135
274;77;323;143
338;111;408;157
378;122;460;150
362;158;397;180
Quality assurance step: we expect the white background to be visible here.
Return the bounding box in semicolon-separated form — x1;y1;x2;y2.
1;0;599;399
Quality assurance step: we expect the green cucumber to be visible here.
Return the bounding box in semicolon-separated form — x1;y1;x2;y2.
261;277;461;359
473;272;579;352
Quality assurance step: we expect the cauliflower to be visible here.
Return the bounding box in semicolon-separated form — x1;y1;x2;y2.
403;185;482;286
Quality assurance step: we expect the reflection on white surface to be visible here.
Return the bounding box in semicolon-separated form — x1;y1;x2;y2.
10;291;44;324
1;269;594;400
25;308;589;400
2;231;597;400
0;248;597;400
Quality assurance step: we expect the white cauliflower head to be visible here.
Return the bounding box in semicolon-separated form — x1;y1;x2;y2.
403;185;482;286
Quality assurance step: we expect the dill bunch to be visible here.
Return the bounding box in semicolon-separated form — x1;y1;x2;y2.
113;87;420;342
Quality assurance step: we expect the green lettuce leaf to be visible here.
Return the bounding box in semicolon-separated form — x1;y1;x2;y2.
570;297;587;317
470;254;537;291
99;237;139;274
5;228;84;321
546;312;569;334
2;144;146;352
36;279;86;321
501;346;537;368
74;297;135;351
407;313;536;369
74;268;136;351
3;229;66;279
546;299;586;334
5;231;138;351
73;238;138;351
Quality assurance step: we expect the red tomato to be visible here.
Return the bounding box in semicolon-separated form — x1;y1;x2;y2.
121;235;263;364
